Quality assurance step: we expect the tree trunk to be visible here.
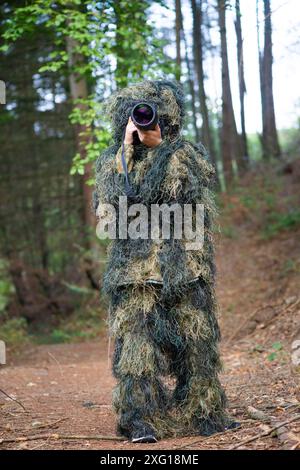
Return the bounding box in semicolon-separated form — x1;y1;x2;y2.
191;0;218;182
180;4;200;142
66;35;95;247
260;0;281;159
175;0;182;81
113;1;129;88
235;0;249;171
256;0;265;158
218;0;241;187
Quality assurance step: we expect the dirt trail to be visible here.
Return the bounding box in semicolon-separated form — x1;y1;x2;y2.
1;225;299;450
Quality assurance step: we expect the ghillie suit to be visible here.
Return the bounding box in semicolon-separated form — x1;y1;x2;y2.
94;80;234;441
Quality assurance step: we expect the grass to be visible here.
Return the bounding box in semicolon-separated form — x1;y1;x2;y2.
266;341;288;363
0;301;107;349
219;158;300;241
282;258;300;275
221;225;238;239
33;304;107;345
261;210;300;240
0;317;29;348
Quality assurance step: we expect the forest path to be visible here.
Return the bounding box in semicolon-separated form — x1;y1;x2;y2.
1;225;300;450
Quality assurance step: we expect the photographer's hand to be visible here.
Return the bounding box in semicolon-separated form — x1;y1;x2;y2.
124;117;138;145
137;124;162;148
124;116;162;148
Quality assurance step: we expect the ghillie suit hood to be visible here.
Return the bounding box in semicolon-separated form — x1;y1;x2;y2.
104;79;186;145
94;79;216;298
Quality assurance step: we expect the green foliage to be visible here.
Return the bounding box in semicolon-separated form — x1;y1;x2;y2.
267;341;283;362
218;158;300;245
0;259;15;315
272;341;283;351
251;341;287;364
1;1;106;74
0;317;28;346
1;0;174;178
36;305;105;344
247;127;300;162
252;344;265;353
234;172;279;212
247;133;262;161
222;225;238;239
50;329;72;344
278;126;300;156
262;210;300;240
69;98;111;177
282;258;300;275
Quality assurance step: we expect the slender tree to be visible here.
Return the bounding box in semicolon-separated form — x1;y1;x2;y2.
175;0;182;81
66;31;95;244
180;4;200;142
259;0;281;159
191;0;218;179
235;0;249;170
217;0;241;186
256;0;264;156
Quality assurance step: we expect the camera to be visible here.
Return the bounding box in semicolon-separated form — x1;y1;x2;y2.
129;101;160;145
131;102;158;131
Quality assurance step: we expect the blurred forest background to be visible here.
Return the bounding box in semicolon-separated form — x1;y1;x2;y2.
0;0;299;349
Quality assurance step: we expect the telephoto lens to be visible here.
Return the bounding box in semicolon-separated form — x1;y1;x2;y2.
131;102;158;131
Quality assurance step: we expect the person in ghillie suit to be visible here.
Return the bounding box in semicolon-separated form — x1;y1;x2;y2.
93;79;238;443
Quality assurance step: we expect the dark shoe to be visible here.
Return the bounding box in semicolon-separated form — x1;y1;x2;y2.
131;421;158;444
132;434;157;443
198;418;224;437
225;420;241;431
197;416;241;436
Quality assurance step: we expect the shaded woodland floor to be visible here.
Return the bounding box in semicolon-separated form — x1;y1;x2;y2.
1;162;300;450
